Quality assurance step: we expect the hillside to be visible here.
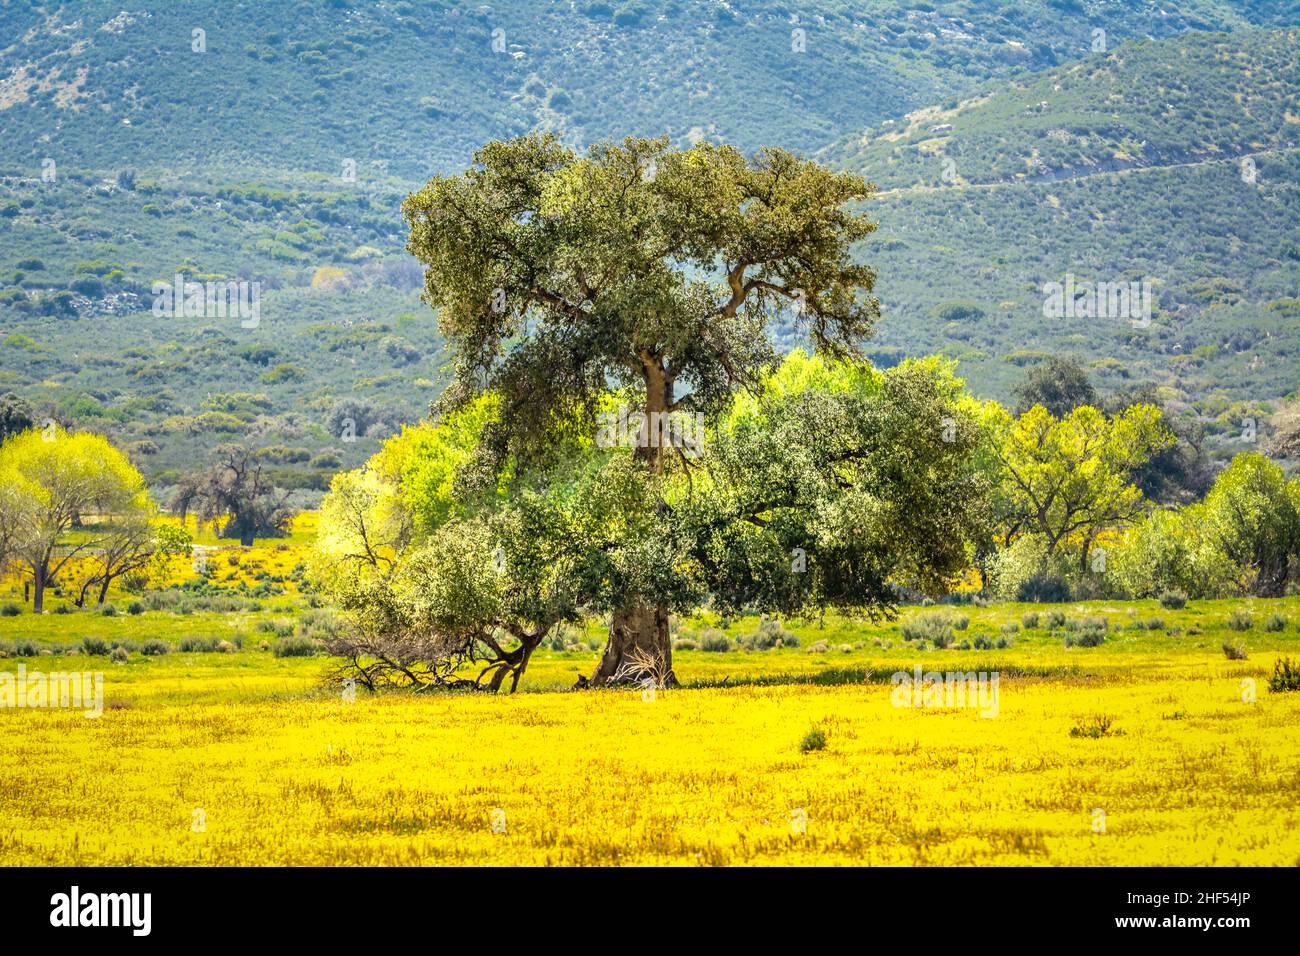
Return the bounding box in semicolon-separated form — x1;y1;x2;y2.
821;28;1300;187
828;28;1300;454
2;13;1300;491
1;0;1295;176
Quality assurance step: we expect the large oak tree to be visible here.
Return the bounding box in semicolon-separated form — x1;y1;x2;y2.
402;134;879;682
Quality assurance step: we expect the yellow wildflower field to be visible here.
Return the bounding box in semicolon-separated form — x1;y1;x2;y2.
1;600;1298;866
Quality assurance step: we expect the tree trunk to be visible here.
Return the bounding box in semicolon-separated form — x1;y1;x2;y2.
587;352;679;687
589;603;676;687
32;561;46;613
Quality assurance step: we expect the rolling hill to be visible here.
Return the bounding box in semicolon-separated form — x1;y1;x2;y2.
1;5;1298;492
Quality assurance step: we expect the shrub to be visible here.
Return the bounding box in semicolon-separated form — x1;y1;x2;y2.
1021;612;1040;629
140;639;170;656
216;640;237;654
1143;618;1166;631
126;601;145;615
1158;589;1188;610
100;604;117;617
80;636;110;656
1262;613;1287;633
0;603;21;616
1064;628;1105;648
807;640;829;653
13;639;38;657
178;636;219;653
972;634;993;650
1222;640;1248;660
995;636;1013;649
1227;610;1253;631
672;637;698;651
1017;571;1071;603
745;617;797;649
699;630;730;653
799;727;827;752
1069;715;1124;739
901;611;958;647
1268;657;1300;693
1065;615;1108;633
1000;622;1020;634
273;636;320;658
53;604;72;614
1044;610;1066;628
952;614;969;631
110;646;129;664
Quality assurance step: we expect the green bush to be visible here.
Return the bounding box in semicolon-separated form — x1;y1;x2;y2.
1064;628;1105;648
80;636;110;656
110;646;130;664
744;617;797;649
126;601;145;615
0;603;21;616
699;630;731;653
1158;589;1188;610
1262;613;1286;633
1268;657;1300;693
274;636;320;658
13;639;38;657
1021;612;1040;629
1045;610;1067;628
178;636;219;653
1227;610;1253;631
1069;715;1123;739
1017;572;1071;603
800;727;827;752
140;639;170;656
901;611;958;647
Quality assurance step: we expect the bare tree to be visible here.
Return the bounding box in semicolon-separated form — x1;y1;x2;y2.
174;446;294;546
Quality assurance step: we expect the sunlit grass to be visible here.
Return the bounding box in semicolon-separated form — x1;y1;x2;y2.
1;598;1297;865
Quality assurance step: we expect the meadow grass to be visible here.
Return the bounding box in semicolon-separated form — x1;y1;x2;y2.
1;597;1298;865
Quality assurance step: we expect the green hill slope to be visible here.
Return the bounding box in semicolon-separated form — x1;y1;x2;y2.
822;28;1300;188
1;0;1295;176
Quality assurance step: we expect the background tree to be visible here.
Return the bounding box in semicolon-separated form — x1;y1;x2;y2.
1267;400;1300;461
402;133;879;682
1012;356;1098;417
1105;384;1214;504
173;446;294;546
0;393;34;443
991;403;1173;573
311;399;586;692
1199;453;1300;596
313;352;995;691
0;427;152;612
74;513;190;607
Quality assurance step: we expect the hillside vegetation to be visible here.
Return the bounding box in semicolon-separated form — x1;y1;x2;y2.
1;1;1295;174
